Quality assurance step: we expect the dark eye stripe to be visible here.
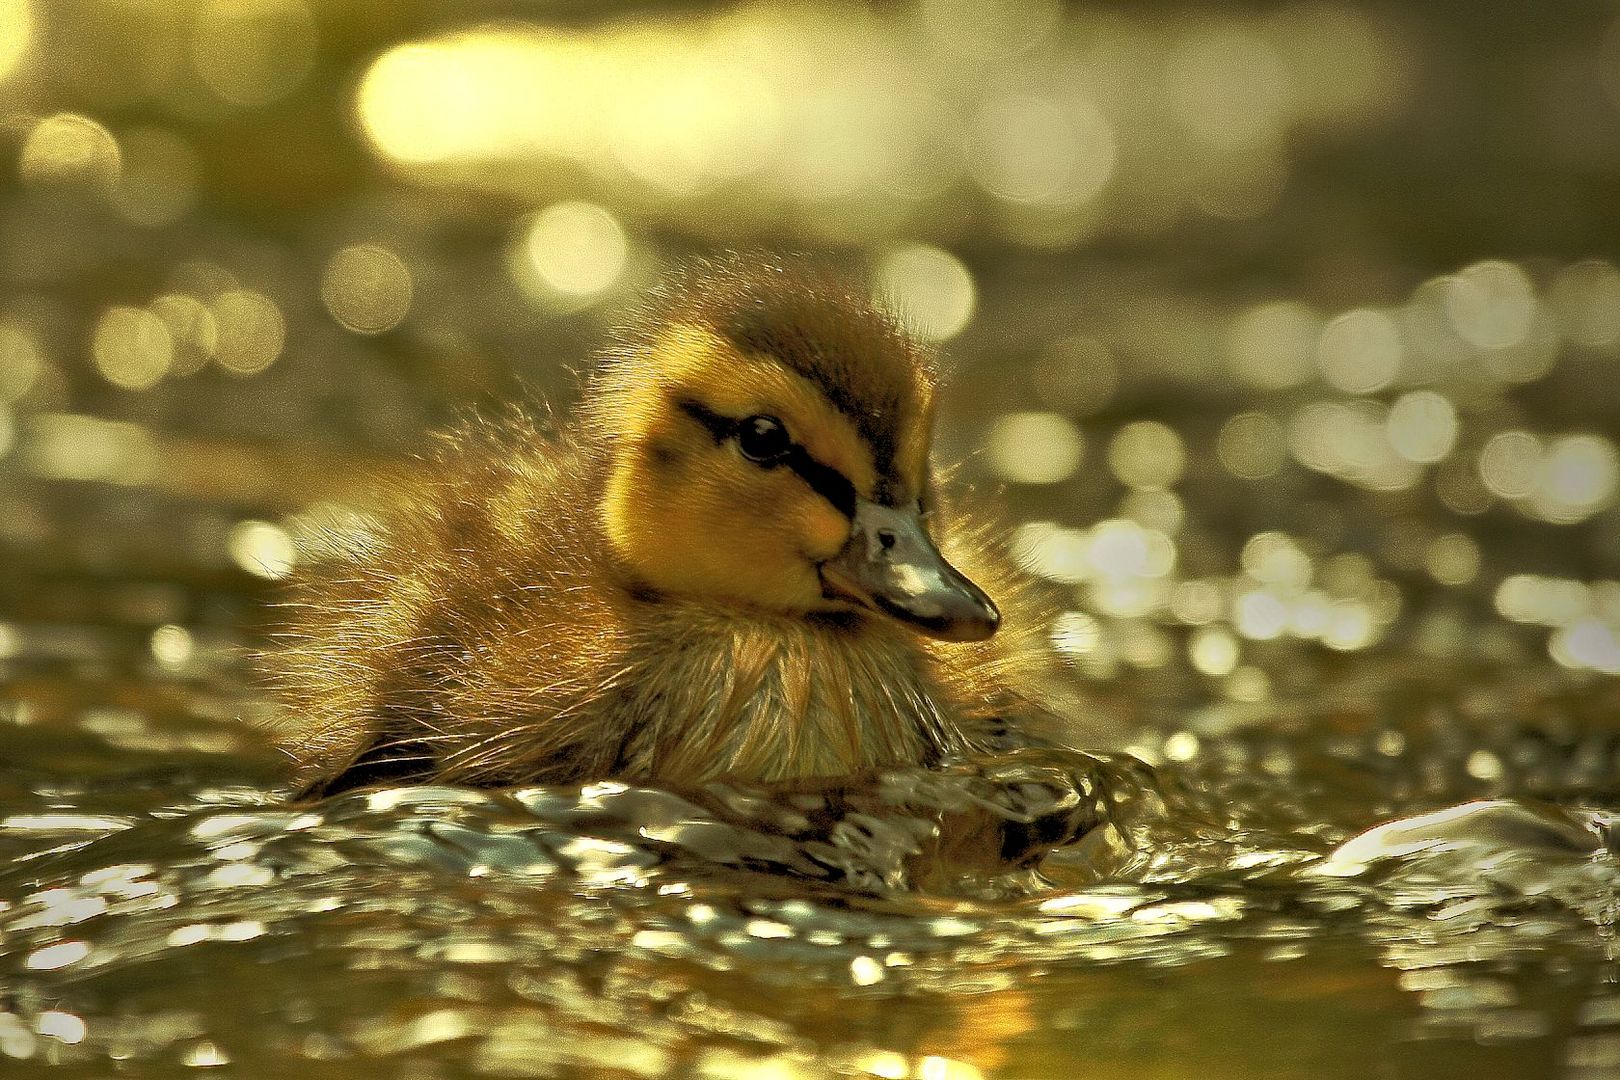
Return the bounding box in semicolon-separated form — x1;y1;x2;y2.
781;445;856;518
675;398;857;518
676;397;734;443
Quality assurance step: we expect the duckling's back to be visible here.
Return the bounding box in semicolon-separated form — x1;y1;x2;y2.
265;414;635;793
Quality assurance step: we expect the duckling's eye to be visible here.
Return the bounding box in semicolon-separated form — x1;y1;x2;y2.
736;415;792;464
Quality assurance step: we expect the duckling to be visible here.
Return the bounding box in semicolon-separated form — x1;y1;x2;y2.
266;255;1070;795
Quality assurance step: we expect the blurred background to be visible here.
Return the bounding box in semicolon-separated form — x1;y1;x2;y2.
6;4;1620;1078
5;0;1620;713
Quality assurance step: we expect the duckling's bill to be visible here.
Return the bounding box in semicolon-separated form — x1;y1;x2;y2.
819;499;1000;642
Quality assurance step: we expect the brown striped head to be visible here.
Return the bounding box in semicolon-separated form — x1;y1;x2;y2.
590;256;997;641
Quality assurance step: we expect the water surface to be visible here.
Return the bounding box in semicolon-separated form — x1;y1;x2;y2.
1;626;1616;1078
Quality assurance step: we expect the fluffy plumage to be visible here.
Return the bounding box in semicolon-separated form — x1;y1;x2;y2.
265;255;1068;795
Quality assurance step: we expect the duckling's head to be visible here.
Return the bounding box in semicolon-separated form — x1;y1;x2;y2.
589;255;998;642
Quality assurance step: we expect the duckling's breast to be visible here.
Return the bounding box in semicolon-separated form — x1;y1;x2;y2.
615;613;974;785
